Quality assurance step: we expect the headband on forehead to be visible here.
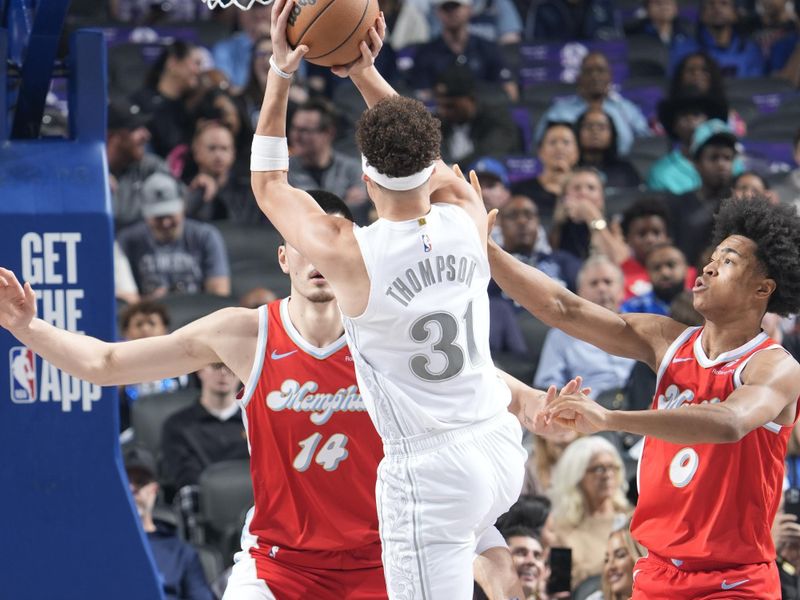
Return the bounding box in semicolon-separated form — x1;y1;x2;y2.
361;155;435;192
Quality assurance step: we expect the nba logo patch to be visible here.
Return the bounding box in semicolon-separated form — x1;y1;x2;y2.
421;234;432;253
10;347;37;404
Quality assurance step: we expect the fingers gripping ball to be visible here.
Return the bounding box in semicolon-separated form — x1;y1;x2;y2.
286;0;379;66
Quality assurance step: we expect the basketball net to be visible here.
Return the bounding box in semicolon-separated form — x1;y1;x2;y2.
200;0;274;9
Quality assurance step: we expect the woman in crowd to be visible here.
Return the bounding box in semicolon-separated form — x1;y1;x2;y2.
512;121;580;227
576;108;642;189
586;520;646;600
549;436;632;589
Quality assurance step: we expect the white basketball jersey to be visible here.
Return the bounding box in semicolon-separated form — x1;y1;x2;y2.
341;203;511;440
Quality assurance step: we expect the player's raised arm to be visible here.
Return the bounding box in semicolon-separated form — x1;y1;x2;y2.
488;231;685;370
334;13;393;107
546;348;800;444
0;267;250;387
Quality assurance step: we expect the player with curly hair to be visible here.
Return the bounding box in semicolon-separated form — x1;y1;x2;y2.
490;196;800;599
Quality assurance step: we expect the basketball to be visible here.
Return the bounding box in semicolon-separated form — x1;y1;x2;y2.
286;0;379;67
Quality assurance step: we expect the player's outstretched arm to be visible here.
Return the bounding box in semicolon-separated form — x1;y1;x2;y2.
545;349;800;444
0;267;244;387
251;0;362;292
333;13;393;107
488;231;685;370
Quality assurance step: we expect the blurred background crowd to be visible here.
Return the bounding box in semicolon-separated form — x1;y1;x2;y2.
48;0;800;597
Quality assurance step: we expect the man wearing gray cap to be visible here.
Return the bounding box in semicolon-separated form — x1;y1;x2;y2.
117;172;231;299
107;98;172;230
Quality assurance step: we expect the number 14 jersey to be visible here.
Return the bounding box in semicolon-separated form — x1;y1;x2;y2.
342;203;511;440
238;299;383;571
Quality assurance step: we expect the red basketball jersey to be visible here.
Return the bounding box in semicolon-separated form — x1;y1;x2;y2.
632;326;797;568
238;299;383;571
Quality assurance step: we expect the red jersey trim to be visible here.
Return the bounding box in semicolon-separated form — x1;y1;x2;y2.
655;326;699;391
239;304;268;409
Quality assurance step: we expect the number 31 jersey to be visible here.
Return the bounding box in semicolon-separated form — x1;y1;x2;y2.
342;203;511;440
632;326;798;567
238;299;383;571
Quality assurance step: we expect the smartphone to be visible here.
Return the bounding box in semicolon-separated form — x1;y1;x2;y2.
785;488;800;518
546;546;572;595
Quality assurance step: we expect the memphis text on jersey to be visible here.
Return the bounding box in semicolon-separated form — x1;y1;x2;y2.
386;254;479;308
267;378;366;424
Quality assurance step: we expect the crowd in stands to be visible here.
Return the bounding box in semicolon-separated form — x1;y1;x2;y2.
56;0;800;597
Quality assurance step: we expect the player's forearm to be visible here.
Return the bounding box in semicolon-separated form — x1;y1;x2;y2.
255;70;293;137
12;319;114;385
488;242;574;324
607;404;744;444
350;66;396;108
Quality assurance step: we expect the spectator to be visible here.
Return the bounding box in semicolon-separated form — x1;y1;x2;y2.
181;121;258;223
533;52;651;156
496;195;582;291
548;167;628;262
161;363;249;541
670;0;765;78
667;51;746;133
123;446;214;600
534;256;635;398
107;99;174;230
588;521;646;600
117;173;231;298
512;121;580;225
773;128;800;208
575;108;641;189
409;0;518;102
287;99;368;221
666;118;738;266
237;36;308;133
618;196;672;299
624;0;693;46
489;294;529;359
433;66;522;167
732;170;779;203
212;7;271;90
115;241;140;306
523;0;621;42
744;0;797;58
472;157;513;212
424;0;524;44
668;289;704;326
549;436;631;588
503;526;550;600
383;0;430;49
118;301;190;433
648;91;731;194
620;243;690;315
523;431;580;496
767;7;800;81
239;287;278;309
132;41;203;158
497;495;554;535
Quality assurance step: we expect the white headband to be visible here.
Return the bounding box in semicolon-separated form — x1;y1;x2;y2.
361;155;435;192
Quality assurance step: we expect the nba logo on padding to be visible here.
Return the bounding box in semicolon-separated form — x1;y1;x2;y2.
9;347;36;404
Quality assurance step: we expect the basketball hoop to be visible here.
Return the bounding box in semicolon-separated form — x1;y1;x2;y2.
201;0;274;9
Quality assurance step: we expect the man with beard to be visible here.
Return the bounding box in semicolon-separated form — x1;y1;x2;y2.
621;243;690;316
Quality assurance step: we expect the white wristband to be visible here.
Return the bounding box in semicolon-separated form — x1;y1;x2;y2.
251;135;289;172
269;55;294;79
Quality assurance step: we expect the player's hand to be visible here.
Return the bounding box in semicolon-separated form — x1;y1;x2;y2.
190;173;219;203
0;267;37;333
332;12;386;78
773;512;800;549
523;377;591;436
544;378;608;434
270;0;309;75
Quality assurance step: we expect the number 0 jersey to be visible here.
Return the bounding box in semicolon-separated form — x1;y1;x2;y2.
341;203;510;440
238;299;383;570
632;326;799;568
